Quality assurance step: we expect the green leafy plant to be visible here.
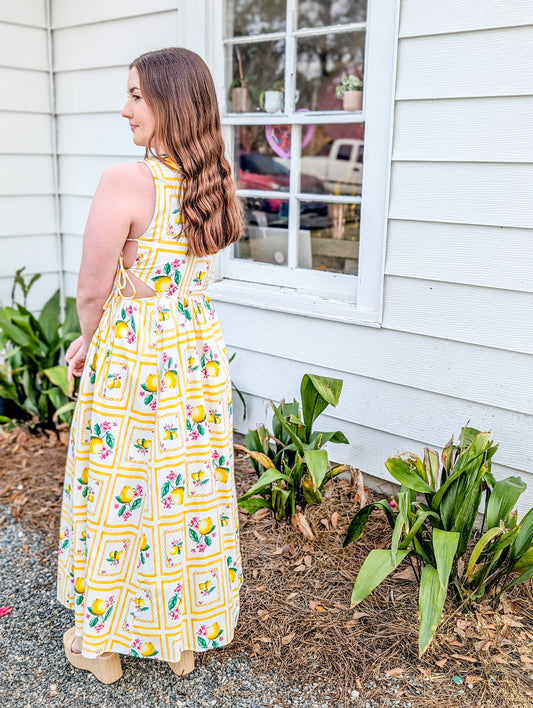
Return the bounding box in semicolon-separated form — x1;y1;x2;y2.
237;374;349;520
343;425;533;655
335;74;363;99
0;268;81;429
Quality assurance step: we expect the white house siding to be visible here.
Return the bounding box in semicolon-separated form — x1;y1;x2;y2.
0;0;59;311
215;1;533;517
51;0;179;296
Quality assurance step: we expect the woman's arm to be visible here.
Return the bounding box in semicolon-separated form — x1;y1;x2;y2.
67;162;153;379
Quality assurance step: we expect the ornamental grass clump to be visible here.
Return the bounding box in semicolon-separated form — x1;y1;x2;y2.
343;425;533;655
0;268;81;429
237;374;348;521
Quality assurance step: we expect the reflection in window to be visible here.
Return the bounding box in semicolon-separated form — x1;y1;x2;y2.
298;124;365;197
296;31;365;112
226;40;285;113
298;201;360;274
234;125;291;192
224;0;286;37
297;0;366;29
234;198;291;266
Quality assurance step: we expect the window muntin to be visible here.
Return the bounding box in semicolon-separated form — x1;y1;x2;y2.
221;0;370;299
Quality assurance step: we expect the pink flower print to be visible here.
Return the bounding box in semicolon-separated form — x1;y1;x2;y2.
167;471;177;481
162;497;172;509
203;343;209;352
127;333;135;344
197;543;207;553
150;400;157;411
114;503;119;510
135;485;143;496
100;447;110;460
132;638;142;651
199;625;207;637
126;305;133;316
189;430;199;441
174;582;182;594
190;517;199;529
108;596;115;605
162;353;169;364
171;609;181;620
101;421;111;431
156;269;162;275
171;259;180;268
212;450;220;460
123;511;132;521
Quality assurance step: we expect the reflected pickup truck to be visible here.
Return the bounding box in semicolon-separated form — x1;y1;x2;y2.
276;139;364;196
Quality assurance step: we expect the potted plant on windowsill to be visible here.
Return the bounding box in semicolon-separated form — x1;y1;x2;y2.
230;47;252;113
335;74;363;111
259;80;284;113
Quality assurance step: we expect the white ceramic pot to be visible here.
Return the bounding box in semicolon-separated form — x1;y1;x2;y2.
343;90;363;111
264;90;283;113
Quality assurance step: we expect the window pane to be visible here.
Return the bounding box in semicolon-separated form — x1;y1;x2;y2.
224;0;286;38
226;40;285;113
296;30;365;112
299;123;364;196
234;198;290;266
298;200;360;274
234;125;291;192
297;0;367;28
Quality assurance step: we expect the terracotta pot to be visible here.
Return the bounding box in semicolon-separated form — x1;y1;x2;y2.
232;87;251;113
343;90;363;111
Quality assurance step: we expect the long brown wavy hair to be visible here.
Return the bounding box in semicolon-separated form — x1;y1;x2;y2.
130;47;243;256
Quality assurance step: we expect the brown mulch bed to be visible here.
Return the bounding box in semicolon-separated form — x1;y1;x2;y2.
0;426;532;707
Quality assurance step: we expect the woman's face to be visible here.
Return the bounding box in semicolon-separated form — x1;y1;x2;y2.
122;67;156;148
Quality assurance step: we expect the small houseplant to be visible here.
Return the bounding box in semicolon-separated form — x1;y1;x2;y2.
230;47;251;112
335;74;363;111
259;80;284;113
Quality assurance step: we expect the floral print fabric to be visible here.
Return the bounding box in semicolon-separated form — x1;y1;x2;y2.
56;158;242;661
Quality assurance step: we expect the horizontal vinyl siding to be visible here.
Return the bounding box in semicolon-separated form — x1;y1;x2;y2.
0;2;58;310
53;2;179;294
219;3;533;513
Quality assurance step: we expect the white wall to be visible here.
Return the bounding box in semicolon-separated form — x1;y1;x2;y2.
218;1;533;517
0;0;59;310
51;0;179;296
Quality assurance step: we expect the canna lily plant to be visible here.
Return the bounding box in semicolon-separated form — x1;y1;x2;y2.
237;374;349;521
343;426;533;655
0;268;81;429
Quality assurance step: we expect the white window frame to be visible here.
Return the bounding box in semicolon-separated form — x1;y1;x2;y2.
181;0;399;325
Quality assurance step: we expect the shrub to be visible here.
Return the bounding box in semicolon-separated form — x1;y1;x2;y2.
343;425;533;655
237;374;349;520
0;269;80;429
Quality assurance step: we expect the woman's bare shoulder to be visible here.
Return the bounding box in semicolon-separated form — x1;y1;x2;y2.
96;161;154;195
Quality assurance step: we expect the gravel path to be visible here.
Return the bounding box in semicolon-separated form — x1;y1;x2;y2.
0;507;347;708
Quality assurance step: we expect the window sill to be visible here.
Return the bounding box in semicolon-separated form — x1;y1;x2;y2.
208;278;381;327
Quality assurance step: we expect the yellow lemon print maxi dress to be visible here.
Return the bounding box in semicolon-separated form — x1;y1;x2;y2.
57;157;243;661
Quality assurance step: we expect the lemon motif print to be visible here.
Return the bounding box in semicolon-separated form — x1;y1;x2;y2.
57;156;241;663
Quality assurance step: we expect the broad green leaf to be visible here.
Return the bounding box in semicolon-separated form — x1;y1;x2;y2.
351;549;409;605
63;296;81;340
304;449;329;490
342;501;396;547
466;527;503;580
390;510;405;566
238;468;289;501
42;365;71;396
38;289;60;343
237;497;273;514
423;448;440;489
418;565;447;656
385;457;434;494
399;510;441;550
301;476;323;505
53;400;76;423
271;401;305;454
485;476;526;529
451;465;485;556
433;528;459;589
511;547;533;574
459;426;482;451
309;429;349;448
432;432;492;510
301;374;342;429
511;508;533;562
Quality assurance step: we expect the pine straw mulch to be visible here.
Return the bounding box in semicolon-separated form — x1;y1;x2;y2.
0;426;532;707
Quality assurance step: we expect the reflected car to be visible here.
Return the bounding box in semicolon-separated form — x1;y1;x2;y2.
238;151;326;213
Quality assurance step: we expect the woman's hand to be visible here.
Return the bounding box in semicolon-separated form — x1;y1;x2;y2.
66;336;88;381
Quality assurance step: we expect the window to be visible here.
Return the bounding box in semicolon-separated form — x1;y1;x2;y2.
211;0;399;323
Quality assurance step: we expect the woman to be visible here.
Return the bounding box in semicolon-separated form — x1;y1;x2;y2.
57;47;243;684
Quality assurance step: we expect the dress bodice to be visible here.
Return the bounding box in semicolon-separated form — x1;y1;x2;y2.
116;157;215;299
